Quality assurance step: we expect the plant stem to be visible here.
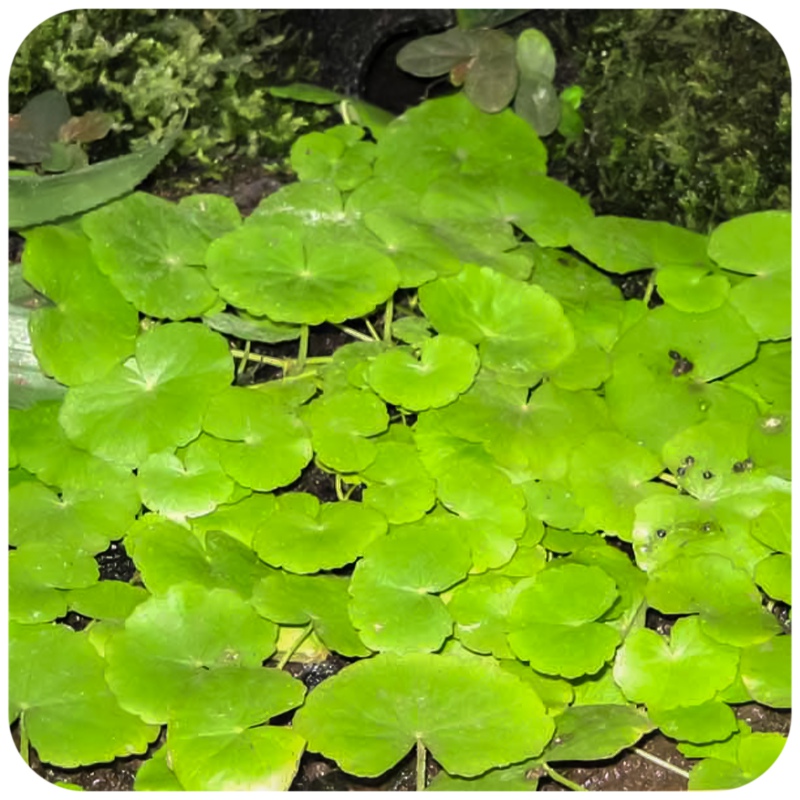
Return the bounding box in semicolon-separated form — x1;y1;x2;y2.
542;763;585;791
297;324;310;373
335;473;345;501
19;716;30;765
236;340;251;377
658;471;678;486
364;317;380;342
277;623;313;670
632;747;690;779
230;348;288;370
383;295;394;342
643;275;655;306
416;739;427;791
335;323;376;343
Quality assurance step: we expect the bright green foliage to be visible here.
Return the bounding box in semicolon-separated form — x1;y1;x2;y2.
613;617;740;709
10;622;159;766
544;705;654;761
253;494;387;573
252;571;370;657
167;668;306;790
291;125;376;191
190;492;277;548
647;701;738;744
67;581;149;622
427;761;539;791
82;192;221;319
104;584;278;724
419;263;575;383
687;731;787;790
293;653;555;777
203;386;312;491
349;516;472;653
301;388;388;472
739;635;791;708
22;226;138;385
366;335;479;411
59;322;233;467
508;563;621;677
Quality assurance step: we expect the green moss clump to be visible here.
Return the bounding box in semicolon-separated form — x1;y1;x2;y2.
10;9;328;175
555;9;790;232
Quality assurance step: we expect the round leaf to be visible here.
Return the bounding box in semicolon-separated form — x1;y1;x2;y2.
740;635;791;708
293;653;555;777
59;322;233;468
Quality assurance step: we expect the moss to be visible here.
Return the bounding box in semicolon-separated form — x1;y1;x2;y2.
550;9;790;231
10;9;328;178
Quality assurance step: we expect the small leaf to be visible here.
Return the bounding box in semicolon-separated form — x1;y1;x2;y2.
464;30;518;113
516;29;557;81
514;74;561;136
739;635;791;708
648;701;738;744
396;29;479;77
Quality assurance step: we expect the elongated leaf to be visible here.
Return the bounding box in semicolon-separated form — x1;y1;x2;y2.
396;29;479;77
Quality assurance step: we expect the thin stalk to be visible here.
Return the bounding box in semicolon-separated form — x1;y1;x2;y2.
296;324;310;373
658;471;678;486
643;275;655;306
542;763;586;791
335;323;376;343
19;716;30;765
416;739;427;792
632;747;690;779
335;473;346;501
236;340;252;377
364;317;380;342
230;349;289;370
383;296;394;342
277;623;313;670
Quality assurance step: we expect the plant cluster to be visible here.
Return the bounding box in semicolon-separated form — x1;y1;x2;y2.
9;93;790;791
10;9;327;173
558;8;791;232
396;18;583;140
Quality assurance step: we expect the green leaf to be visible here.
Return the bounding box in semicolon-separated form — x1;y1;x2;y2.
9;622;159;766
203;310;301;344
729;269;790;341
167;668;306;791
10;125;179;230
22;226;138;385
290;125;375;191
464;30;518;114
137;435;237;520
252;571;371;657
59;322;233;468
514;74;561;137
567;431;666;540
374;94;546;196
544;705;654;761
688;732;786;790
133;746;184;791
268;83;344;104
396;29;479;77
419;264;574;383
253;494;387;573
648;701;738;744
655;264;730;313
67;580;149;621
708;210;790;276
203;386;312;492
508;563;621;677
349;516;472;653
739;635;791;708
516;29;557;81
427;762;539;791
613;616;739;709
366;335;479;411
754;553;791;604
82;192;219;319
191;492;277;549
301;388;388;473
206;212;398;325
293;653;555;777
104;584;278;724
358;440;437;524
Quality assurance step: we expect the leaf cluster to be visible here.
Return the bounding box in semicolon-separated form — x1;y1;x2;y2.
8;90;789;791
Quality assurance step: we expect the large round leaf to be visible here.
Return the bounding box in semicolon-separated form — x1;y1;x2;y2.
206;212;398;324
293;653;555;777
59;322;233;468
82;192;219;319
22;226;138;385
419;263;574;383
9;622;159;767
104;584;278;724
708;210;790;276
